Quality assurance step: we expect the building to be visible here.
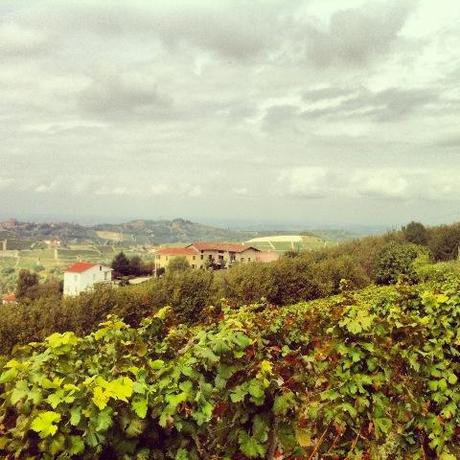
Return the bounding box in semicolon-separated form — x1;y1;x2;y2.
154;242;261;272
1;293;16;305
63;262;112;296
154;247;201;271
187;242;260;268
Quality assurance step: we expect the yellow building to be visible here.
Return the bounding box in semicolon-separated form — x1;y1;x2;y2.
154;242;262;272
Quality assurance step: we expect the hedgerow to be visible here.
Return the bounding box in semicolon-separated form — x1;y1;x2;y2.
1;276;460;459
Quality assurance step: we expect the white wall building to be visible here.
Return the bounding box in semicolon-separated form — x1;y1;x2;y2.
63;262;112;296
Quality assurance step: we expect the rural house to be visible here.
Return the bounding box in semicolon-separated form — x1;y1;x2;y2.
63;262;112;296
154;242;260;272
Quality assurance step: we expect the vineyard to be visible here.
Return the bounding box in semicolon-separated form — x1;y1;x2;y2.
1;272;460;459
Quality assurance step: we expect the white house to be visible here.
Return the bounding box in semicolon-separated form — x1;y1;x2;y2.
63;262;112;296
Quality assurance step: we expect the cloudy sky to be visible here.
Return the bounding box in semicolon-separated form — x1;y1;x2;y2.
1;0;460;227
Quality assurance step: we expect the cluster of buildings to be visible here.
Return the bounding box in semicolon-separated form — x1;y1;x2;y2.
153;241;279;271
0;241;280;300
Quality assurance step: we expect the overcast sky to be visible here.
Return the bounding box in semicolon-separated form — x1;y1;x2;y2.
1;0;460;227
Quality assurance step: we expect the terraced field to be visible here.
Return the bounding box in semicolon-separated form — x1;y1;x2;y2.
246;234;330;253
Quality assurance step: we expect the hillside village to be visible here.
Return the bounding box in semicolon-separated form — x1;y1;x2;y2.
0;217;324;296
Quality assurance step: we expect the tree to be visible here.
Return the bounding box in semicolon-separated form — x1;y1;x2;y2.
167;256;190;273
374;242;420;285
402;221;428;245
16;269;39;299
428;224;460;261
111;252;131;278
128;256;143;277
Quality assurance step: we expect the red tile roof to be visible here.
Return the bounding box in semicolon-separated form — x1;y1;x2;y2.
65;262;97;273
188;242;259;253
156;247;199;256
2;293;16;302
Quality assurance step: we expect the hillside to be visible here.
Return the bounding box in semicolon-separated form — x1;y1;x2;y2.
0;218;255;246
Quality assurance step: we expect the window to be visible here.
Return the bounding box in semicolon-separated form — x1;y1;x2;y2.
192;264;195;268
201;255;204;260
99;266;102;271
248;258;251;262
241;258;245;262
193;256;196;260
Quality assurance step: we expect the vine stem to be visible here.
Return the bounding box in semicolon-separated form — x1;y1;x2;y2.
266;417;279;460
307;423;330;460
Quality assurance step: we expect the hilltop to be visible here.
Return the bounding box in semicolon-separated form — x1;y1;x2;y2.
0;218;256;246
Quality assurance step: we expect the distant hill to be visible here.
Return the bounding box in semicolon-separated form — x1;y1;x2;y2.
0;218;256;246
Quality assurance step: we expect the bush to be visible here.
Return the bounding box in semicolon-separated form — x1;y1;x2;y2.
402;221;428;245
428;223;460;261
374;242;421;285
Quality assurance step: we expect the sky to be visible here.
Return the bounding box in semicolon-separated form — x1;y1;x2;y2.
1;0;460;227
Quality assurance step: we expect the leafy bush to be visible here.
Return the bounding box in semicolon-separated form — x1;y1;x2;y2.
374;242;421;285
2;278;460;458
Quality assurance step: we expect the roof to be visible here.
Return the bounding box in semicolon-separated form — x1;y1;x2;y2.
156;247;199;256
2;293;16;302
65;262;112;273
188;242;260;253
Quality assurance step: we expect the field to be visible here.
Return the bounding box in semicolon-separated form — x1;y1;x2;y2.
0;244;154;291
246;234;333;253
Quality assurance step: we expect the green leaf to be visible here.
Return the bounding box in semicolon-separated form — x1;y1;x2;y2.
0;368;18;384
273;391;296;416
69;436;85;455
70;406;81;426
239;431;266;458
175;448;189;460
10;380;29;404
132;395;148;419
95;408;113;432
30;411;61;438
374;417;392;438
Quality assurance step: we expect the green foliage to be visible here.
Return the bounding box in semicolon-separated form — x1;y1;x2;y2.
428;223;460;261
2;276;460;458
374;242;421;285
15;269;39;299
0;231;414;355
402;221;428;245
111;252;131;277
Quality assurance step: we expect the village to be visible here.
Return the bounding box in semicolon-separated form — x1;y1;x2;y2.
2;240;281;301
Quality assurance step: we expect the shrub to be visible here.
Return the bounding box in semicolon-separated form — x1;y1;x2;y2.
374;242;421;285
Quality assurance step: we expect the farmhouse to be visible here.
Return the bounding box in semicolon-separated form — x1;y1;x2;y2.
63;262;112;296
154;242;261;272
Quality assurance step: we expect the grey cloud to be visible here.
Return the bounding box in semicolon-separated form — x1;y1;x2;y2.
22;1;283;61
262;104;300;131
304;1;416;68
78;74;173;119
301;86;439;121
0;22;50;57
1;0;460;225
303;87;351;102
